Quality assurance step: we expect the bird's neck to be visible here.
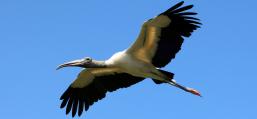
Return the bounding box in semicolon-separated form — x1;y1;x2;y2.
89;60;107;68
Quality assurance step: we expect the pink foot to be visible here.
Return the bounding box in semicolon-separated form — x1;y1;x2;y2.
187;88;202;97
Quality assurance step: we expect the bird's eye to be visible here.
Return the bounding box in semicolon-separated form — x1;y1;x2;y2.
85;57;91;61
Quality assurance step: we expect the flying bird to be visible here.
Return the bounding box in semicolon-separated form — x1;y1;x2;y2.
57;1;201;117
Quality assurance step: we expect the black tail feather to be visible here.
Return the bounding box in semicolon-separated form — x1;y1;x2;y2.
152;69;174;84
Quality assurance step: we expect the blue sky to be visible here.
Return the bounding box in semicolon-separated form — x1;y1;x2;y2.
1;0;257;119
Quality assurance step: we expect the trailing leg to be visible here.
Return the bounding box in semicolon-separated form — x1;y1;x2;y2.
151;69;201;96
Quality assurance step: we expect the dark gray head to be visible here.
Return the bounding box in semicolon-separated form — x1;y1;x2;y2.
57;57;106;70
57;57;93;70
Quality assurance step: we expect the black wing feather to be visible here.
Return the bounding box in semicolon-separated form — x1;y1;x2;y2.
151;2;201;67
78;98;84;116
171;5;193;14
163;1;184;14
60;73;144;117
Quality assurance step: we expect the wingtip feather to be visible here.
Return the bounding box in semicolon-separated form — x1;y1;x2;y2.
172;5;194;14
162;1;184;14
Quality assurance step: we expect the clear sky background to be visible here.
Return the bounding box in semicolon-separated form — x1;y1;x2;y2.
1;0;257;119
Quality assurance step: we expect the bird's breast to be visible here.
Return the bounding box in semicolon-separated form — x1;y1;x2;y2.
106;50;153;77
106;51;138;67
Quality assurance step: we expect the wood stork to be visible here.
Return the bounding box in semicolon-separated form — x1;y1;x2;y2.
57;1;201;117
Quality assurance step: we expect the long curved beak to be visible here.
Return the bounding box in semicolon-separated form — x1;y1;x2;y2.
56;59;84;70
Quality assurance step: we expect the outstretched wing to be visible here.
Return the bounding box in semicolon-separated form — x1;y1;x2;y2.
60;68;144;117
127;1;201;67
